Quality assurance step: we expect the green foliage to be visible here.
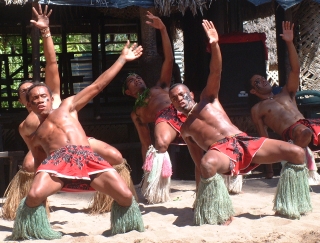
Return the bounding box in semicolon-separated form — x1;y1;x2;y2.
0;33;136;109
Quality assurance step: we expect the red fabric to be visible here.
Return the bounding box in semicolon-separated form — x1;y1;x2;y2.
206;32;268;60
37;145;114;192
208;132;267;176
282;118;320;146
155;104;187;145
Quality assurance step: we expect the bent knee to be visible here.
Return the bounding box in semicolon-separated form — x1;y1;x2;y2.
291;146;305;165
22;158;35;173
155;140;170;153
200;157;218;178
294;127;312;147
107;151;123;166
119;189;133;207
27;187;45;205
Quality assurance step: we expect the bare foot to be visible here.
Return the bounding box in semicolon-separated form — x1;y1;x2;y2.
222;217;233;226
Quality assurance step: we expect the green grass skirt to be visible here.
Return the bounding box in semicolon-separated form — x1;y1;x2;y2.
194;174;235;225
273;163;312;219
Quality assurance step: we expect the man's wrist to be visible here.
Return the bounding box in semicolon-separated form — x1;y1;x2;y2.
40;27;51;38
117;56;126;65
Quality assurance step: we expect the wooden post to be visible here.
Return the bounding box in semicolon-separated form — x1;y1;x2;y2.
91;9;101;118
275;2;286;87
138;7;162;87
31;2;40;82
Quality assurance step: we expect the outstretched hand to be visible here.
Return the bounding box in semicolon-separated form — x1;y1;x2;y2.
280;21;294;42
30;4;52;30
121;40;143;61
145;11;165;30
202;20;219;44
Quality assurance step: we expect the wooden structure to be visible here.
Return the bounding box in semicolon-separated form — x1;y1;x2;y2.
1;0;317;183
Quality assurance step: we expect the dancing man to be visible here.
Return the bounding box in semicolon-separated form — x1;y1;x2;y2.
249;21;320;184
123;12;190;204
6;15;144;241
169;20;311;225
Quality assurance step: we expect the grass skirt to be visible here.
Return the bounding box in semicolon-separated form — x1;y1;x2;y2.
5;197;62;241
194;174;234;225
110;197;144;235
1;169;34;220
273;163;312;219
140;145;171;204
221;174;243;194
87;159;138;214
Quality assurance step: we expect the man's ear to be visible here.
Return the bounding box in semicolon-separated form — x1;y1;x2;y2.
190;91;195;100
249;88;256;95
124;89;131;96
26;102;31;109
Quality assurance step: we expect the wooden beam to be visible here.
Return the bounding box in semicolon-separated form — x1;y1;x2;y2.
31;2;40;82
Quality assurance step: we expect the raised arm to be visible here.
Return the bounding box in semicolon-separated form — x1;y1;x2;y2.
200;20;222;100
146;11;173;88
281;21;300;95
251;105;269;138
30;4;61;107
131;111;152;161
67;41;142;111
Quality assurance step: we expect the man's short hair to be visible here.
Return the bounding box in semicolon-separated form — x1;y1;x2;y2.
17;80;33;99
26;82;52;102
169;82;188;92
122;72;141;95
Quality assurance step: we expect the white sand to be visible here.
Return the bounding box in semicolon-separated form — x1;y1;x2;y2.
1;177;320;243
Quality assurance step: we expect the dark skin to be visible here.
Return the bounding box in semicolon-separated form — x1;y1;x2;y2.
250;22;315;177
169;20;305;203
19;5;124;174
22;40;142;208
124;11;175;161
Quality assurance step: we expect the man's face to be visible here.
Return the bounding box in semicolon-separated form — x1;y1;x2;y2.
125;74;147;97
250;75;272;94
27;86;53;116
169;85;194;113
18;82;33;107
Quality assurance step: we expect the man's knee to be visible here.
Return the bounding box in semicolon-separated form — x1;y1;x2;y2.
22;159;35;173
155;138;170;153
290;146;305;165
26;186;45;207
294;127;312;147
105;149;123;166
200;156;218;178
117;187;133;207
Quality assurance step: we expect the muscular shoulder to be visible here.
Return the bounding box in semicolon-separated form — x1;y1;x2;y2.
19;112;39;137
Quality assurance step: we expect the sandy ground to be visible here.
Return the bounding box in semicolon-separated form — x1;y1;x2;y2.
1;177;320;243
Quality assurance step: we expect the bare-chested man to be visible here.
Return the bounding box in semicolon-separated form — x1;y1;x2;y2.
2;5;132;220
169;20;311;225
6;36;144;240
123;12;187;204
249;21;320;183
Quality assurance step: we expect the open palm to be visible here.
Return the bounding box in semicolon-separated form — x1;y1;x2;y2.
121;41;143;61
280;21;294;42
202;20;219;44
30;4;52;29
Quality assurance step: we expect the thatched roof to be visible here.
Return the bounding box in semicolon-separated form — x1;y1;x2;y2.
243;15;277;66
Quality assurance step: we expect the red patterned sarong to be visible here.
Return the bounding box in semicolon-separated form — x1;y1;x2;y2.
37;145;115;192
208;133;267;176
282;118;320;146
155;104;187;144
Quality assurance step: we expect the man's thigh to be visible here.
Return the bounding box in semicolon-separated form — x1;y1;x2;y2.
29;172;64;199
154;122;178;143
